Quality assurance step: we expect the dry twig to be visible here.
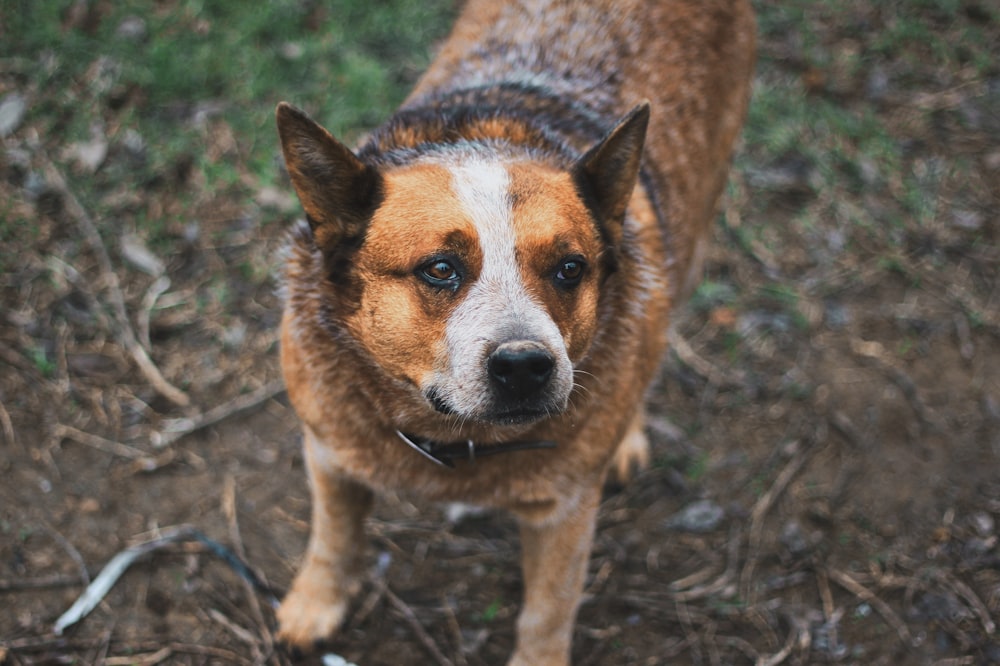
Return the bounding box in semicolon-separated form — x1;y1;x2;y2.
928;569;996;636
668;326;747;390
384;585;455;666
151;379;286;448
0;396;18;451
42;523;91;585
0;573;83;591
222;475;274;663
672;525;741;602
741;440;816;604
105;647;173;666
54;423;151;461
827;567;914;647
39;156;189;406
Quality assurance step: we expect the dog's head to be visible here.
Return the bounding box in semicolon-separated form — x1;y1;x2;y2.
277;102;648;429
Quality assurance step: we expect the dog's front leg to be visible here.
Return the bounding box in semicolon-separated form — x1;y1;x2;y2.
509;483;602;666
277;428;373;649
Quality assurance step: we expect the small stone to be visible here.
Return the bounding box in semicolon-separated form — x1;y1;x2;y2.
120;233;165;277
0;93;28;137
116;15;147;41
951;208;984;231
665;499;725;533
780;520;810;556
971;511;995;537
68;137;108;172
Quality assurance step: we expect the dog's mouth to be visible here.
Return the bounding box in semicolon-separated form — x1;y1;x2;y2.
424;387;562;426
426;388;455;416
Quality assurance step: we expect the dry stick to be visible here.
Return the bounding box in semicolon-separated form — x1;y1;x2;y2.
165;642;253;665
151;379;286;448
138;275;171;351
0;396;18;451
721;635;760;662
40;157;189;407
668;327;747;390
440;593;469;666
674;597;703;665
740;442;816;605
54;423;152;461
0;573;83;591
105;647;173;666
931;658;975;666
815;568;837;650
755;622;799;666
222;476;274;664
208;608;261;647
54;525;199;634
384;585;455;666
850;337;939;431
928;569;996;635
673;525;741;602
42;523;91;585
826;567;914;647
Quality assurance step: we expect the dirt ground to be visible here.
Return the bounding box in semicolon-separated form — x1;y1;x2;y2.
2;2;1000;665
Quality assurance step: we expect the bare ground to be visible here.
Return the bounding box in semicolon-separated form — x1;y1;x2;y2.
2;2;1000;665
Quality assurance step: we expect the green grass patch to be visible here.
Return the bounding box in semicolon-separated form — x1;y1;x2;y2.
2;0;455;239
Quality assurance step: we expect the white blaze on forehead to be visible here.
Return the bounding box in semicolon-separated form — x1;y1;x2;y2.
450;160;519;289
435;160;571;405
448;159;552;338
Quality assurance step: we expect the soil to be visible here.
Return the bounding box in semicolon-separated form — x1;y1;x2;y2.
2;3;1000;666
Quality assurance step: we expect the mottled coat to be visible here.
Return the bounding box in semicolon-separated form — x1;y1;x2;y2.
274;1;755;664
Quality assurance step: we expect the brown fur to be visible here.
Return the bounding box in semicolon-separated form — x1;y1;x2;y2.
274;1;755;664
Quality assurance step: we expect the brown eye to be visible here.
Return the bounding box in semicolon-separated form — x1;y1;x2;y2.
418;257;463;290
425;261;457;281
555;257;586;287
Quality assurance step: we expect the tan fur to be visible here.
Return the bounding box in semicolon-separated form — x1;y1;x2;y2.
274;1;755;663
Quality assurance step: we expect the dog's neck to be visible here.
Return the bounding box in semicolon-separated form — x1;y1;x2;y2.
396;430;557;468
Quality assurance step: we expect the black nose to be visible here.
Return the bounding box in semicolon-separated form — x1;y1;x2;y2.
487;342;555;398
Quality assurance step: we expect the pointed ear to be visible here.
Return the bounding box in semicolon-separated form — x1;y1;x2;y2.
276;102;381;252
574;103;650;236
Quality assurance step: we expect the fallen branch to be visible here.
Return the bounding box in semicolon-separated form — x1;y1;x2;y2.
928;569;996;636
105;647;173;666
54;423;151;461
53;525;277;635
0;573;83;591
672;525;741;602
40;156;189;407
222;475;275;664
827;567;914;647
0;396;18;451
384;585;455;666
741;440;817;604
151;379;286;448
668;326;747;390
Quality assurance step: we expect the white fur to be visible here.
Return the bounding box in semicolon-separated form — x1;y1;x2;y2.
426;160;573;420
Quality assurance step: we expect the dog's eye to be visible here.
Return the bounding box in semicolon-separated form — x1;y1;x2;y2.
418;258;462;290
555;257;586;286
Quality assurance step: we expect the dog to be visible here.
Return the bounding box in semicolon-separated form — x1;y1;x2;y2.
273;1;754;663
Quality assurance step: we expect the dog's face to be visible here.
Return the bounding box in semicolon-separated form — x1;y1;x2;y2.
277;103;648;428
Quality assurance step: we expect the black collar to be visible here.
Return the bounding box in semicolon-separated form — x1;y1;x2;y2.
396;430;557;468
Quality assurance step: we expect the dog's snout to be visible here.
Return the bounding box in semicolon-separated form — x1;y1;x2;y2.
487;342;555;398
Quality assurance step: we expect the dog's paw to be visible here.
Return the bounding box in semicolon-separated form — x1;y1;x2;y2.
275;586;349;650
609;417;650;484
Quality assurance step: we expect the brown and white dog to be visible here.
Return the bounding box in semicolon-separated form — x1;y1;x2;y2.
274;1;754;663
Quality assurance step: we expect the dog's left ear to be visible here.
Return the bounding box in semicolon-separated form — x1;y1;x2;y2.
276;102;381;255
574;103;650;241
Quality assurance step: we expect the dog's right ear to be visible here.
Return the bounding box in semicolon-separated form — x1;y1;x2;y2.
276;102;381;252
